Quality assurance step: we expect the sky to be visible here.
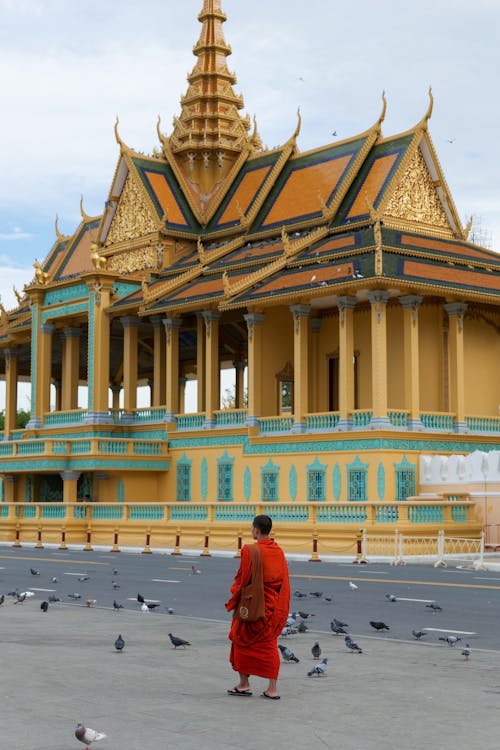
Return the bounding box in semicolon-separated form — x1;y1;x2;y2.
0;0;499;312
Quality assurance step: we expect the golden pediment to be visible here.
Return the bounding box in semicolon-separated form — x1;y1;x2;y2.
105;174;157;246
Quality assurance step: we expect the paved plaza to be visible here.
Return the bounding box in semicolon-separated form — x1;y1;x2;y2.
2;598;498;750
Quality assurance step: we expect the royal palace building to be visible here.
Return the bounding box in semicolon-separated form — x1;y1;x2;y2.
0;1;499;554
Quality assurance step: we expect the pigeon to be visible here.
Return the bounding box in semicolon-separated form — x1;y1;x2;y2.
51;576;59;583
307;657;328;677
461;644;471;661
85;599;97;608
349;581;358;591
166;607;174;615
191;565;201;575
385;593;397;602
67;592;81;599
311;642;322;659
20;590;35;598
297;621;308;633
137;593;145;604
278;644;300;663
425;602;442;612
30;567;40;576
75;723;107;748
332;618;349;629
439;635;461;647
78;575;90;582
370;621;390;631
330;621;347;635
294;590;307;598
323;595;333;603
112;581;120;590
412;630;427;640
286;613;297;627
40;601;49;612
345;636;363;654
280;625;297;637
146;602;160;611
169;633;191;649
48;594;61;603
141;603;150;612
114;634;125;651
309;591;323;598
298;611;315;620
14;593;27;604
113;600;124;611
112;568;119;576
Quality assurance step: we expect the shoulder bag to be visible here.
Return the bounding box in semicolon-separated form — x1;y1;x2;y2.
234;543;265;622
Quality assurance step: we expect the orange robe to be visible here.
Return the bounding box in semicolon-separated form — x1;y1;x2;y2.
225;538;290;680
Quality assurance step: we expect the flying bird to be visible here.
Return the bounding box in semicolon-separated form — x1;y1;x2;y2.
30;568;40;576
114;634;125;651
311;642;322;659
446;138;456;144
349;582;358;591
169;633;191;649
75;723;107;748
113;600;124;611
412;630;427;640
307;657;328;677
462;644;471;661
385;593;397;602
370;621;390;632
439;635;461;647
278;644;300;663
345;636;363;654
332;130;338;137
330;621;347;635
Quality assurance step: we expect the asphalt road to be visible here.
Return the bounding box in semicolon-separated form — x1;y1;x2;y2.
1;545;499;651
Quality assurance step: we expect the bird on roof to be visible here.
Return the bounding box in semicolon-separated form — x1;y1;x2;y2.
169;633;191;649
114;634;125;651
307;657;328;677
370;621;390;632
75;723;107;749
278;644;300;663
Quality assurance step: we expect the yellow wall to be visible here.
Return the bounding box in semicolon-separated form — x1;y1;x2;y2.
354;307;371;409
260;307;293;416
387;303;404;409
419;302;444;411
464;316;500;415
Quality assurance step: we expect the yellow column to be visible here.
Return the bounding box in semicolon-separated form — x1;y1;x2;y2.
234;360;246;409
196;312;206;413
121;316;140;417
290;304;310;433
151;316;166;407
309;319;322;414
86;280;113;424
399;296;424;430
337;296;357;429
110;385;121;412
39;322;55;423
244;312;265;426
202;311;221;428
62;327;81;411
163;317;182;422
367;291;391;429
4;348;18;437
3;475;17;502
61;471;80;503
444;303;468;432
179;376;187;414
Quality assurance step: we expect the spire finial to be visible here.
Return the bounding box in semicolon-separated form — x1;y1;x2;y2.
418;86;434;130
80;195;91;222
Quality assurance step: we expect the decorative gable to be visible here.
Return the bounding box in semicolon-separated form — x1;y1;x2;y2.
383;148;450;230
105;173;157;246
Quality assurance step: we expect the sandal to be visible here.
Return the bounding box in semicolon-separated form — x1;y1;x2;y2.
261;691;280;700
227;687;253;696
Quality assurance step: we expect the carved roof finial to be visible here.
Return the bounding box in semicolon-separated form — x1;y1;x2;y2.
222;270;232;297
114;116;130;151
80;195;91;222
378;90;387;128
54;214;70;242
197;237;208;266
463;215;474;241
418;86;434;131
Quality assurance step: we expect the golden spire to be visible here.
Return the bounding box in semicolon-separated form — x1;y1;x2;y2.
168;0;251;192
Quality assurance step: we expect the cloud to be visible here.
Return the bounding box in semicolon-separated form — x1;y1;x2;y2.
0;264;35;309
0;232;33;241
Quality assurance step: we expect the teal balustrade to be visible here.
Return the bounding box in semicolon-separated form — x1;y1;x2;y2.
306;413;340;431
133;442;162;456
375;505;399;523
99;440;127;454
128;505;165;520
420;413;454;431
352;411;373;428
41;505;67;519
215;410;248;427
215;505;257;522
263;504;309;522
171;505;209;521
134;407;167;423
317;505;367;523
111;410;124;424
10;430;24;441
0;505;9;518
17;441;45;455
258;417;293;434
451;505;467;523
91;505;124;520
465;416;500;433
408;505;444;523
388;411;408;428
70;441;92;454
0;443;14;456
52;441;69;455
73;506;87;519
22;506;37;518
45;410;88;426
177;414;206;431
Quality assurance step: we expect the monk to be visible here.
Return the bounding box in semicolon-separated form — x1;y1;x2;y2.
226;515;290;700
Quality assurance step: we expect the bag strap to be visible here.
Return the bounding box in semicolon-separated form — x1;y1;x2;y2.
247;543;263;585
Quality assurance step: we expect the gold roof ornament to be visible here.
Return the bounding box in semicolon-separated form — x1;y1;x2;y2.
33;260;49;286
13;286;23;306
463;215;474;241
54;214;70;243
90;243;107;270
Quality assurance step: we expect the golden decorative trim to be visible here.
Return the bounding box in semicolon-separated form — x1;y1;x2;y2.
106;173;158;246
107;246;157;274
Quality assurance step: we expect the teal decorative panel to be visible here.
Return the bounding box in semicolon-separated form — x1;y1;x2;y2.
243;466;251;502
41;505;66;519
217;450;234;501
394;455;416;501
171;505;208;521
375;505;398;523
377;462;386;501
44;284;88;306
176;453;192;502
129;505;165;520
333;464;341;502
347;455;369;502
317;505;367;523
215;505;256;521
118;478;124;503
41;301;88;324
408;505;444;523
307;457;327;502
263;504;309;522
91;505;124;520
289;465;297;502
201;457;208;501
260;459;279;502
112;281;141;299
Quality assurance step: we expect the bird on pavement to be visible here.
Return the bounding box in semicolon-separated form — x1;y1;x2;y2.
169;633;191;649
112;568;119;576
140;603;150;613
330;621;347;635
425;602;442;612
297;621;308;633
385;593;397;602
349;581;358;591
370;621;390;632
48;594;61;603
278;644;300;663
333;617;349;629
146;602;160;611
114;634;125;651
311;642;322;659
51;576;59;583
461;644;471;661
40;601;49;612
191;565;202;575
294;590;307;598
307;657;328;677
30;568;40;576
0;594;4;605
85;599;97;608
309;591;323;598
78;575;90;582
298;611;315;620
113;600;124;611
67;592;81;600
112;581;120;590
286;613;297;627
280;625;297;637
323;595;333;603
166;607;174;615
345;636;363;654
137;593;145;604
439;635;461;647
75;723;107;748
412;630;427;640
14;593;27;604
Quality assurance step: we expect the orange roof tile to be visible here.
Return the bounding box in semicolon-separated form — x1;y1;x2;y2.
247;262;355;296
144;171;188;226
402;234;499;263
403;260;500;291
217;165;272;225
59;227;98;277
347;153;399;219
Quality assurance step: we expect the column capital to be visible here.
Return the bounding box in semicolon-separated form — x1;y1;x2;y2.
233;360;246;371
290;304;311;319
337;296;357;324
150;315;164;329
444;302;467;332
399;295;423;325
120;316;141;329
367;290;391;306
63;326;82;339
40;322;55;335
244;312;265;342
60;471;81;481
110;384;122;395
202;310;222;324
163;317;183;331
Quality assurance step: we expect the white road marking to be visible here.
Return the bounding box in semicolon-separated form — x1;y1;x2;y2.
63;572;89;576
393;597;435;603
29;587;56;592
423;627;477;635
126;597;161;603
152;578;180;583
474;577;500;581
